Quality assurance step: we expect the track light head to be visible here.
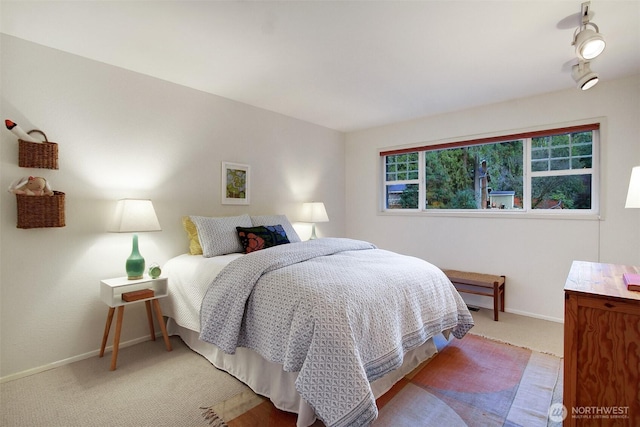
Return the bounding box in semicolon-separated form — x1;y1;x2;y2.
572;61;599;90
573;23;606;60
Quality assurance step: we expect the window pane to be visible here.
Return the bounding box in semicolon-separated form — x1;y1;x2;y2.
571;157;592;169
531;174;592;209
550;158;570;170
531;149;549;160
571;131;592;144
551;134;569;146
551;147;570;158
532;136;549;149
386;184;418;209
385;153;419;182
425;140;523;209
531;160;548;172
531;131;592;172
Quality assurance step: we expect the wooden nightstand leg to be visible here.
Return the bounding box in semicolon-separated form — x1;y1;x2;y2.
110;306;125;371
145;300;156;341
100;307;115;357
152;299;172;352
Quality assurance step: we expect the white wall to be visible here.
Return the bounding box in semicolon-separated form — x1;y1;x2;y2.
345;75;640;322
0;35;345;379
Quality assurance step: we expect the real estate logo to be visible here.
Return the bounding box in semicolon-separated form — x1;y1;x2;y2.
549;403;568;422
549;404;630;422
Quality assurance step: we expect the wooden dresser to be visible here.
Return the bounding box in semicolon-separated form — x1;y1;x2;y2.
564;261;640;426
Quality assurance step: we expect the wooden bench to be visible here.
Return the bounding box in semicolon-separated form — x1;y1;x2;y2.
442;270;505;321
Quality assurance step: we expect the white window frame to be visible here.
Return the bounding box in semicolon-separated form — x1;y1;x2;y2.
524;133;599;213
380;124;600;217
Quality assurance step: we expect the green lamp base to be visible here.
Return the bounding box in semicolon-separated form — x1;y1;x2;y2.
126;234;145;280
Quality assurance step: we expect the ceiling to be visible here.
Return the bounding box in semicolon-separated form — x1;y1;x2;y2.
1;1;639;132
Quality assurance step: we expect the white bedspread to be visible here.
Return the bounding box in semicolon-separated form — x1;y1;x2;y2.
199;238;474;427
160;252;243;332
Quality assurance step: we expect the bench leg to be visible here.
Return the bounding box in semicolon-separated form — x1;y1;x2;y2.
493;281;499;321
500;277;506;313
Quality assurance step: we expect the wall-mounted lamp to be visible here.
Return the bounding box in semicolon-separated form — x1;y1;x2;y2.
108;199;161;279
570;2;605;90
302;202;329;240
625;166;640;208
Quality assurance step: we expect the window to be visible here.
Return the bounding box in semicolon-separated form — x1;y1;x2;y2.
381;124;599;214
385;153;420;209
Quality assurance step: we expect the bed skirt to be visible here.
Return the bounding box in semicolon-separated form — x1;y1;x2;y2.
166;319;439;427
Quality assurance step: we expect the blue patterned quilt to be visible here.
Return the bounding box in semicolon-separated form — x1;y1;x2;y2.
200;238;474;427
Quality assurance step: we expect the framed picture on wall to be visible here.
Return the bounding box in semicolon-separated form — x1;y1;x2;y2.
222;161;250;205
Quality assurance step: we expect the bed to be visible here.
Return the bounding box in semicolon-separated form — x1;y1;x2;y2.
159;214;474;427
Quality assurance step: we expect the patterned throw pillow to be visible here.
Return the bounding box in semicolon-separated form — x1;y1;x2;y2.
236;225;290;253
250;215;301;243
190;214;252;257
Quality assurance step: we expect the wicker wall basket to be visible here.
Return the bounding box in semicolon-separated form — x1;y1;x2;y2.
18;130;59;169
16;191;66;229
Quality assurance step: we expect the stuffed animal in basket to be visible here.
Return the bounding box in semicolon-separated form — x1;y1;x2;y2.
8;176;53;196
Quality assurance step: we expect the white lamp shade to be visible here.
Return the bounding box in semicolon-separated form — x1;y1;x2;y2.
302;202;329;223
108;199;161;232
625;166;640;208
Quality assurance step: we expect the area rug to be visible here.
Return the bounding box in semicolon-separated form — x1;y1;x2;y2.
201;334;562;427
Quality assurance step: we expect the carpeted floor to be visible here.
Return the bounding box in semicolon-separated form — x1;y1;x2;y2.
1;308;563;427
209;334;562;427
0;336;250;427
465;308;564;357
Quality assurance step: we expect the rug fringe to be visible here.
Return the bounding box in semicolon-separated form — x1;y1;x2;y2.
200;406;229;427
468;332;563;357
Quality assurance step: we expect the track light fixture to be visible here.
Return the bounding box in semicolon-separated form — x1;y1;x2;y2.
572;61;599;90
573;22;605;60
572;2;606;60
569;2;605;90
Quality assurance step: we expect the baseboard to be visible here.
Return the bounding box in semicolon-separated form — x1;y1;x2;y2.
504;308;563;324
468;301;564;323
0;333;162;384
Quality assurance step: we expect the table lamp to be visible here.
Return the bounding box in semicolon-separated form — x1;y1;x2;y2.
625;166;640;208
302;202;329;240
108;199;161;280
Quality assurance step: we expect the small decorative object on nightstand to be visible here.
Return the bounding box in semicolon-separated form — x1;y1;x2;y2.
148;263;161;279
99;275;172;371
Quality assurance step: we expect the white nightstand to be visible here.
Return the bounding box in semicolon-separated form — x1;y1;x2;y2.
99;276;172;370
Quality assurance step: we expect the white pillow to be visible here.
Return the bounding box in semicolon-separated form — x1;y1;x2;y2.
250;215;301;243
190;214;252;257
